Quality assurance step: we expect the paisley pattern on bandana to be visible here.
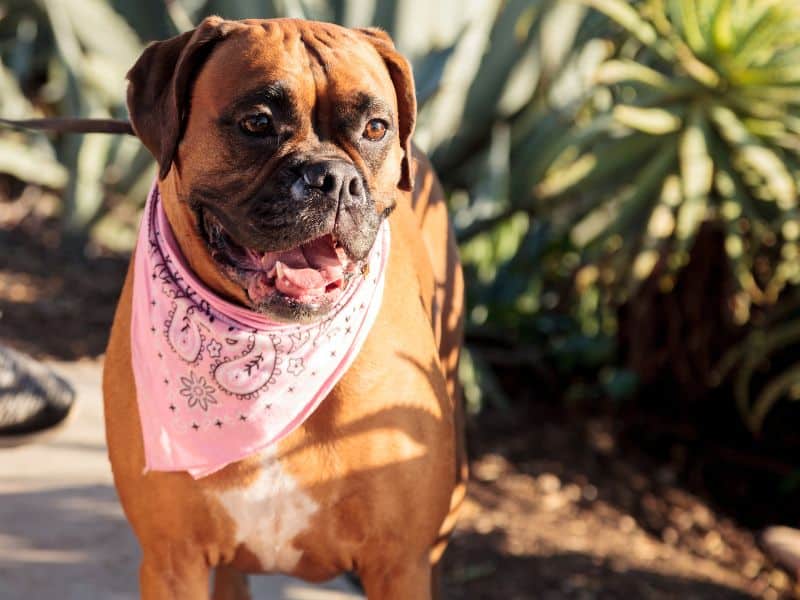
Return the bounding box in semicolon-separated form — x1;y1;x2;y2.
130;182;389;478
179;372;217;411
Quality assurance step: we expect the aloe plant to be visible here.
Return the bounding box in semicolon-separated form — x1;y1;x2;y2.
0;60;67;189
536;0;800;321
0;0;155;244
533;0;800;427
712;305;800;433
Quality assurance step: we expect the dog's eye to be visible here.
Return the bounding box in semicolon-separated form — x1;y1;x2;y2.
363;119;387;142
240;113;273;136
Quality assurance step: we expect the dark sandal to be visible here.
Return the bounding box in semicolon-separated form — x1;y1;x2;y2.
0;345;75;446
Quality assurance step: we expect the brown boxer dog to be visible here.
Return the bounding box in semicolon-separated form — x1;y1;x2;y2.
103;16;465;600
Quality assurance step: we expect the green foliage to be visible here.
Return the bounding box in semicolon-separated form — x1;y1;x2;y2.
0;61;67;189
547;0;800;320
547;0;800;428
0;0;158;243
712;293;800;433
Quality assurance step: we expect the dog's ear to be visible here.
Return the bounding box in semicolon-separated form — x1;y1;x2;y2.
127;16;237;180
356;28;417;192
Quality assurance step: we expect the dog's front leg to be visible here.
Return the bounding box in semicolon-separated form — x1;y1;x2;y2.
212;565;251;600
139;549;211;600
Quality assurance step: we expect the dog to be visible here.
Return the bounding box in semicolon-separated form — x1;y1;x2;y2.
103;16;465;599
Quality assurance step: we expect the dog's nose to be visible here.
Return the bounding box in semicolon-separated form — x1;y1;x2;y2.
294;159;377;261
301;160;364;203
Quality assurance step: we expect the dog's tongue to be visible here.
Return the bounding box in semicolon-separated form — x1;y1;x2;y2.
275;262;326;297
271;237;345;300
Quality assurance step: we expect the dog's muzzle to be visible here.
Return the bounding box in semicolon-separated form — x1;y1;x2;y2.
291;159;377;262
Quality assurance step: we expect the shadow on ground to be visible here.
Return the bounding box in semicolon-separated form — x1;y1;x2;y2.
0;215;129;360
444;531;752;600
439;409;796;599
0;484;139;600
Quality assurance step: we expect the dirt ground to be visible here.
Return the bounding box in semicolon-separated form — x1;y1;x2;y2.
1;192;798;599
442;408;798;599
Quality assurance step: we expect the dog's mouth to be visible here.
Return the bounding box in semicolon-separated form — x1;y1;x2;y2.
200;210;362;318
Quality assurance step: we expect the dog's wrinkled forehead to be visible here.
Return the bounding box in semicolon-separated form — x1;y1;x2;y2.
193;21;398;124
126;17;416;189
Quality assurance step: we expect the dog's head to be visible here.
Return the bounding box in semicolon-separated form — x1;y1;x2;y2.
126;17;415;322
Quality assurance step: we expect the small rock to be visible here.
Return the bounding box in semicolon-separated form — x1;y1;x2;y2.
769;570;789;590
743;559;762;579
474;517;494;535
704;530;723;555
669;507;693;532
691;504;714;528
537;473;561;494
619;515;637;533
587;422;615;454
472;455;507;482
541;493;568;512
582;484;598;502
507;539;526;556
662;527;679;546
569;521;588;536
564;483;582;502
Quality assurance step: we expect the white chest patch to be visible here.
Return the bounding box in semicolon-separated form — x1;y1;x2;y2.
210;447;318;572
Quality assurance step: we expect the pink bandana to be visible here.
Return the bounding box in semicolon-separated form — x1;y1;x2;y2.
130;183;389;478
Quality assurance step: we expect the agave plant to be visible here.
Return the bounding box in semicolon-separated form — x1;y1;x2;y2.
0;0;155;246
535;0;800;325
712;298;800;433
529;0;800;426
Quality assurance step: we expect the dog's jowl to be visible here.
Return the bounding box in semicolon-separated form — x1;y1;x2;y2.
103;17;465;600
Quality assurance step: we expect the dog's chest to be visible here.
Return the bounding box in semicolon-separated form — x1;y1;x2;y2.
209;447;318;572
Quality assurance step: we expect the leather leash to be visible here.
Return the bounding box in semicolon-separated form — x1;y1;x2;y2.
0;117;134;135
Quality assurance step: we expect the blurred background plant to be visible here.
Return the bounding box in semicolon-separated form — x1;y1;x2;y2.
2;0;800;436
558;0;800;435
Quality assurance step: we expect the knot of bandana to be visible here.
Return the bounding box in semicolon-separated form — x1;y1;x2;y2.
129;183;389;478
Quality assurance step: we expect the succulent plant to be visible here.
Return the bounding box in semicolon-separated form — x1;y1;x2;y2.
555;0;800;429
539;0;800;322
0;0;154;243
